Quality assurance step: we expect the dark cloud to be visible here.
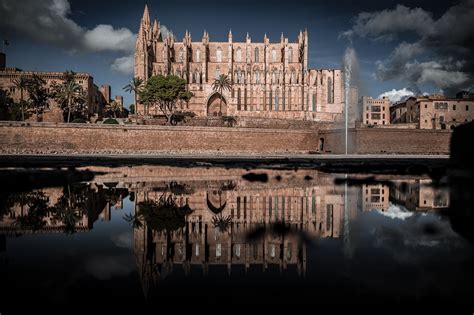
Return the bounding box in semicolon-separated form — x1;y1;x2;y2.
343;1;474;96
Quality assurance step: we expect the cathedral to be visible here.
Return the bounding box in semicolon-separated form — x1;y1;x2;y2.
134;5;345;122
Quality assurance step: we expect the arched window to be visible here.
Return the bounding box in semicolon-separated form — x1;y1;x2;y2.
179;48;184;62
236;48;242;62
275;89;279;111
162;49;166;62
216;47;222;62
255;71;260;84
237;88;241;110
271;48;276;62
291;71;296;84
272;71;276;84
195;49;201;62
288;47;293;63
215;67;221;79
255;47;259;63
269;90;273;111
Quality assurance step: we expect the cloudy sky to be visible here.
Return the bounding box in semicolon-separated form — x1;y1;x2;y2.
1;0;473;106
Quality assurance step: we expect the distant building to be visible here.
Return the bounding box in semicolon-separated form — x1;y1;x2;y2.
100;84;111;104
0;67;105;122
360;96;390;125
392;95;474;129
114;95;124;107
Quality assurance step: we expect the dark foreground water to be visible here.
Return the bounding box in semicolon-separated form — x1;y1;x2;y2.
0;165;473;308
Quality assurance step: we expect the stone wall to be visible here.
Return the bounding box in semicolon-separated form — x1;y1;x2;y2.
0;122;319;155
319;128;451;154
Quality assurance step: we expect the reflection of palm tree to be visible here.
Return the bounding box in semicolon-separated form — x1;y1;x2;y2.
51;185;86;234
123;212;143;229
212;213;232;233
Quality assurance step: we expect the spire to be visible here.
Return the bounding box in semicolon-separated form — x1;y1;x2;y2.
142;4;151;26
280;32;284;43
228;29;232;41
153;19;159;36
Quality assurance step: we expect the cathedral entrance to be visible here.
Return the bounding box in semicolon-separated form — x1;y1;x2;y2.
207;93;227;116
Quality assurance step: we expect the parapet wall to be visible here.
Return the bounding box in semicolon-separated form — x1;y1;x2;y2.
319;128;451;154
0;122;453;156
0;122;319;155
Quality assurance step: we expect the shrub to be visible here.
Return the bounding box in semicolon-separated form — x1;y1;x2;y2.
103;118;119;125
71;118;87;124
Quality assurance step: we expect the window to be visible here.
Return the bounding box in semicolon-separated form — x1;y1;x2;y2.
271;48;276;62
371;113;381;119
236;48;242;62
269;90;273;111
467;105;470;111
237;89;241;110
371;106;381;112
162;49;166;61
255;71;260;84
425;104;427;108
255;47;259;63
327;77;333;103
179;48;184;62
434;102;448;109
291;71;296;84
272;71;276;84
288;47;293;63
195;49;201;62
312;94;316;112
453;104;457;110
275;89;279;111
215;67;220;79
244;88;248;110
216;47;222;62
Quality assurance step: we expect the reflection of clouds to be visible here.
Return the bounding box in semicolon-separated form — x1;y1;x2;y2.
371;212;467;265
376;203;413;220
85;255;135;280
111;231;133;249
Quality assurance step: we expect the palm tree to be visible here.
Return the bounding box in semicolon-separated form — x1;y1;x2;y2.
13;76;29;121
106;100;122;118
58;81;82;123
123;77;144;122
211;74;232;115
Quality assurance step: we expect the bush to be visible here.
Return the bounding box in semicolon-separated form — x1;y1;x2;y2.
71;118;87;124
103;118;119;125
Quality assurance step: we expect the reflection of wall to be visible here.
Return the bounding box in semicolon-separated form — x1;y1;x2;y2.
390;179;449;211
362;184;389;211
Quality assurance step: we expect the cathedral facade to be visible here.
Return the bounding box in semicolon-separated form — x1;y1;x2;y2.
134;5;345;122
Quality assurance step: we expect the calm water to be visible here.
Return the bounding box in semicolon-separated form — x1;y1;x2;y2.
0;165;473;308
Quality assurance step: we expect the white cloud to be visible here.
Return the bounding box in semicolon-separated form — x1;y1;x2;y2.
378;88;415;104
84;25;135;53
111;55;134;75
344;1;474;95
377;203;413;220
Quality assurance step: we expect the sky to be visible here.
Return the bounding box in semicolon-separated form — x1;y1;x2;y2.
1;0;473;107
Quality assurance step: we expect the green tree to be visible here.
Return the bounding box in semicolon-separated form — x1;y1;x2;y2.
211;74;232;115
123;77;143;122
50;71;87;122
12;76;29;121
139;75;193;125
26;74;48;121
129;104;135;115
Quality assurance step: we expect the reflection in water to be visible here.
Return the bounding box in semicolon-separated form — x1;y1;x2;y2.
0;165;472;305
